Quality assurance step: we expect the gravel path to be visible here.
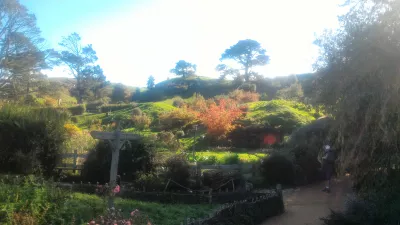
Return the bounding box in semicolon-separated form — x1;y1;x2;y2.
261;177;352;225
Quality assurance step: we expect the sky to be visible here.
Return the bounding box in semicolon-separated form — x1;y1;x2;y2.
21;0;344;87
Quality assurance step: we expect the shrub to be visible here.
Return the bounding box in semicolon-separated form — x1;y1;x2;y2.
132;114;152;131
203;169;243;190
195;98;243;138
132;107;143;116
172;96;185;108
88;208;152;225
221;153;240;164
64;123;81;136
44;96;58;107
67;104;86;115
82;139;155;183
229;89;260;103
157;131;180;150
260;93;269;101
260;154;295;186
0;106;68;176
159;108;197;131
135;172;165;192
86;102;103;112
164;154;190;187
99;104;132;113
239;83;257;92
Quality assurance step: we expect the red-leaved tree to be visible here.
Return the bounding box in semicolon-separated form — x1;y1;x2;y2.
195;98;243;138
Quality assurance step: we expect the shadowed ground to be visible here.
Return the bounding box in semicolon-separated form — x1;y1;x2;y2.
262;177;352;225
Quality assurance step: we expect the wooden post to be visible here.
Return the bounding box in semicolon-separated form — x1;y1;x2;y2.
90;124;140;208
73;150;78;174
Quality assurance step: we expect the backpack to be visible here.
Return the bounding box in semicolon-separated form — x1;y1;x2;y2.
324;150;335;163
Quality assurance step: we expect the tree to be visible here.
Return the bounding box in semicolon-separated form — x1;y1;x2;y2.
170;60;196;78
215;64;240;80
314;0;400;210
276;82;304;101
147;75;155;89
111;83;129;103
58;33;104;103
220;39;269;82
194;98;243;138
0;0;54;100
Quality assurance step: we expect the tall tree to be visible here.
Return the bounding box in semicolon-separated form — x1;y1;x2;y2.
170;60;196;78
0;0;52;100
220;39;269;82
58;33;103;103
314;0;400;206
215;64;240;80
147;75;155;89
111;83;128;103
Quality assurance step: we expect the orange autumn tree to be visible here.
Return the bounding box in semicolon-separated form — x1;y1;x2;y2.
195;98;243;138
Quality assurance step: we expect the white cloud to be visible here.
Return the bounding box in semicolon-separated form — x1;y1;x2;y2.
49;0;343;86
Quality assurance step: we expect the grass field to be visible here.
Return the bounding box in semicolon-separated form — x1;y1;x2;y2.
188;151;267;165
0;179;218;225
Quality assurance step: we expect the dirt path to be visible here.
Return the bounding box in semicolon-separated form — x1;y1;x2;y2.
262;177;352;225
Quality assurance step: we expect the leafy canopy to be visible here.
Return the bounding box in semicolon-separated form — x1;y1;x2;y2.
170;60;197;78
220;39;269;82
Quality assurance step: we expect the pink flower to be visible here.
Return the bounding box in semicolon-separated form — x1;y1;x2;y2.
125;221;132;225
113;185;120;193
88;220;96;225
130;209;139;216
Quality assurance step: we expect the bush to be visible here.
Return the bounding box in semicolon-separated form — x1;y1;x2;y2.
0;106;68;176
132;107;143;116
132;114;152;131
86;102;103;112
260;93;269;101
99;104;132;113
44;96;58;107
239;83;257;92
157;131;180;150
172;96;185;108
82;139;155;183
164;154;190;187
228;89;260;103
64;123;81;136
260;154;295;186
159;108;197;131
135;172;165;192
67;104;86;115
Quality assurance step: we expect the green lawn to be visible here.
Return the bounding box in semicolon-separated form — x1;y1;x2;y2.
0;179;217;225
188;151;267;165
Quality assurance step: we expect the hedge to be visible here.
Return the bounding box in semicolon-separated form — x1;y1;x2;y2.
66;105;86;115
99;104;133;113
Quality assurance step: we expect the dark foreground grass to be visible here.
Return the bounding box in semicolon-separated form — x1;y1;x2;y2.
0;176;217;225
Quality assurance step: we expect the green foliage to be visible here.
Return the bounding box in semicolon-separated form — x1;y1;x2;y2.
220;39;269;82
239;83;257;92
82;139;155;183
111;83;129;103
0;105;68;176
172;96;185;108
260;93;269;101
147;75;155;89
99;103;133;113
156;131;180;151
260;154;295;186
66;104;86;115
132;114;152;131
188;152;266;165
170;60;197;78
134;172;165;191
164;154;191;186
158;108;197;131
0;176;216;225
132;107;143;116
276;81;304;101
246;100;318;134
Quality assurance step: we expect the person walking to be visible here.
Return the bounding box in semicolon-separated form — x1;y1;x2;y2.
320;144;335;193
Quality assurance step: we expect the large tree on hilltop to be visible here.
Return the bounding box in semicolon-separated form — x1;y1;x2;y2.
58;33;105;103
170;60;197;78
0;0;56;100
220;39;269;82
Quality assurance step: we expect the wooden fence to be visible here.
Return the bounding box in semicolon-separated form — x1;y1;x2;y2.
57;150;88;173
57;151;260;178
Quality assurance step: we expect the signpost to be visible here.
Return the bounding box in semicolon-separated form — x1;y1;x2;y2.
90;124;140;207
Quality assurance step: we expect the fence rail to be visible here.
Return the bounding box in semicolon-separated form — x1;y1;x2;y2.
57;151;260;177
